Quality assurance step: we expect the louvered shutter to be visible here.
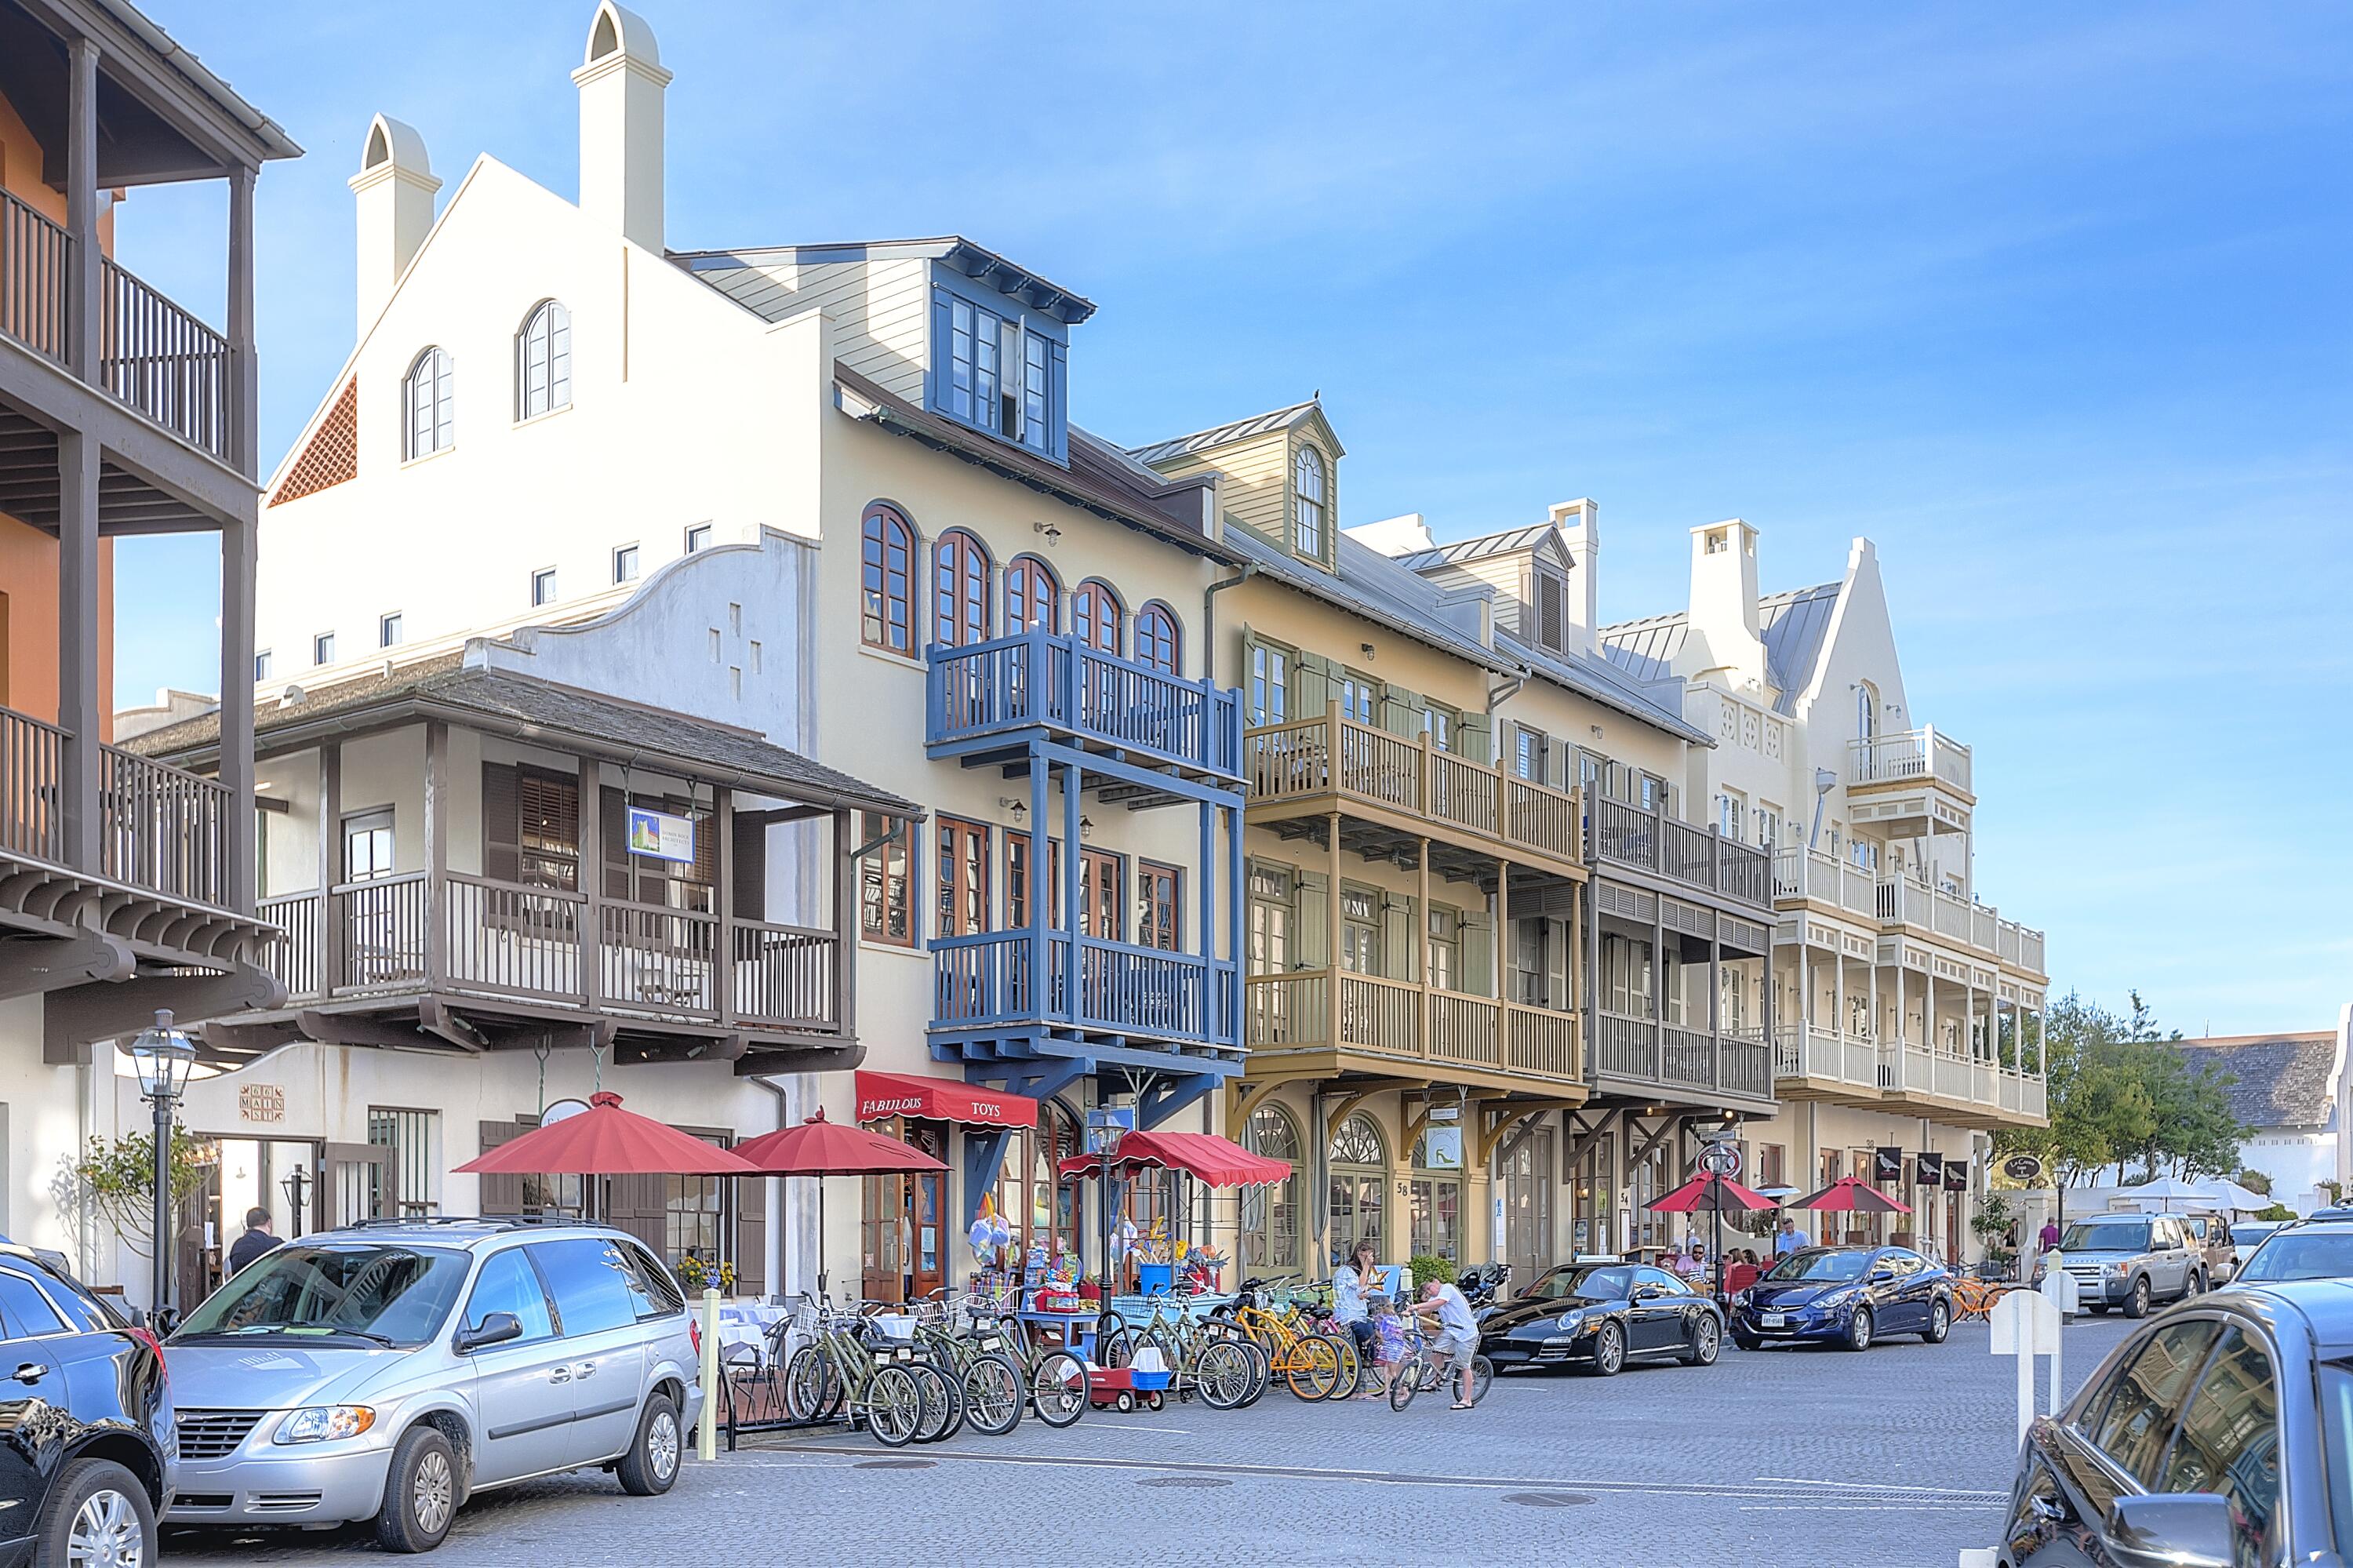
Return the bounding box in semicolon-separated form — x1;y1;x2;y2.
1459;711;1493;766
1460;907;1494;999
1380;683;1419;737
735;1168;769;1300
1544;916;1569;1010
482;764;522;883
602;786;630;900
1293;653;1330;717
475;1119;531;1213
733;816;768;922
1295;870;1328;970
1539;573;1565;652
604;1171;669;1262
518;769;580;890
1380;893;1416;980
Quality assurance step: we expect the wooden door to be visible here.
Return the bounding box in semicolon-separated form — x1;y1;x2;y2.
1504;1130;1553;1283
904;1122;946;1301
862;1114;907;1304
325;1142;394;1228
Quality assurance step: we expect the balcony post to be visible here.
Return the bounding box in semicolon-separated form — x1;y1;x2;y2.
1417;835;1432;1061
832;808;856;1039
421;722;447;991
64;36;99;380
228;164;259;480
1416;725;1431;827
1707;919;1721;1089
1064;759;1082;1026
1495;859;1511;1005
714;786;734;1024
1225;799;1242;1041
318;744;344;991
578;757;603;1009
1324;810;1341;1048
219;514;257;910
1029;753;1047;1024
55;431;100;874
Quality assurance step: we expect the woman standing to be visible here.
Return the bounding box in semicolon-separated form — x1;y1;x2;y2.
1333;1240;1381;1397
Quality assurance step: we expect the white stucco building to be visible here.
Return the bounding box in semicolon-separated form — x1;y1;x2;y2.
2173;1024;2347;1215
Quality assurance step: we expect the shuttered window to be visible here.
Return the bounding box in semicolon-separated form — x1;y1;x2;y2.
602;786;716;912
1537;570;1566;651
482;763;581;890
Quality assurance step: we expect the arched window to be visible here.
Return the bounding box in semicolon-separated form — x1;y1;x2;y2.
1240;1105;1303;1271
1326;1112;1387;1266
1856;682;1878;741
516;300;572;420
1293;444;1326;558
404;347;454;459
1072;580;1122;655
1006;555;1060;635
931;529;992;649
861;504;916;656
1134;602;1180;675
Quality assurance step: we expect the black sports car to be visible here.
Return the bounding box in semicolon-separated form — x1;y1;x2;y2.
1477;1261;1725;1376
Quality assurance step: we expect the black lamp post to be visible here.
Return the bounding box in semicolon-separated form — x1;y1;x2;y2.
125;1010;198;1322
281;1164;311;1239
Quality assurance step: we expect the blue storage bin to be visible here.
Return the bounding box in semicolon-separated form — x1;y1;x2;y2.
1136;1263;1175;1296
1129;1366;1173;1392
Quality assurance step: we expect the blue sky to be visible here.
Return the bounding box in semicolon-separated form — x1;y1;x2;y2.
112;2;2351;1034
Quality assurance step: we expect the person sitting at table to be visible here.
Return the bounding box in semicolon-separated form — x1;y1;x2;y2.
1723;1252;1762;1297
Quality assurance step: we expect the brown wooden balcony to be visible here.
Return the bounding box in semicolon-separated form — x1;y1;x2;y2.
1244;968;1584;1097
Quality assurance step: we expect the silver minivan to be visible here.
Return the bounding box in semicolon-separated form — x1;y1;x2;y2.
163;1219;701;1552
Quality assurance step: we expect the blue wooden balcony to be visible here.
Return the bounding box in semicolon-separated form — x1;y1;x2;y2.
928;631;1245;788
933;929;1239;1046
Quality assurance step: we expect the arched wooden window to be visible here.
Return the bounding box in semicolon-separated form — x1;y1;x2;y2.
1072;580;1123;655
861;504;916;656
1134;602;1180;675
404;347;454;459
1410;1128;1464;1264
516;300;572;421
1856;681;1878;741
1007;555;1060;634
1030;1101;1085;1267
1240;1105;1303;1271
1293;444;1326;558
1326;1112;1387;1267
931;529;992;649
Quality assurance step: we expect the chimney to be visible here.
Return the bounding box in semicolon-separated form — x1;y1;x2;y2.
573;2;671;252
347;115;438;335
1344;512;1436;558
1548;499;1599;655
1686;518;1767;689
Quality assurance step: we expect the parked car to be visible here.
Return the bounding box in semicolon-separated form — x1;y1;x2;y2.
2236;1219;2353;1283
1994;1280;2348;1566
165;1218;700;1554
0;1250;174;1567
1727;1245;1954;1351
1477;1261;1723;1375
2050;1213;2207;1317
2180;1212;2239;1286
2230;1219;2290;1255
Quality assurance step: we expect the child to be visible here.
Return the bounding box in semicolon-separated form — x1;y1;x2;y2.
1362;1293;1406;1399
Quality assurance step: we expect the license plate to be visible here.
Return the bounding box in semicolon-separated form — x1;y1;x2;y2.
891;1347;912;1362
980;1337;1002;1352
1761;1312;1787;1328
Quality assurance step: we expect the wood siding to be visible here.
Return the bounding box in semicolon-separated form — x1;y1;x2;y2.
1155;428;1291;545
707;257;929;403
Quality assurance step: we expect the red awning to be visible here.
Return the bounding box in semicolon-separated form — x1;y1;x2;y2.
1056;1130;1291;1188
854;1071;1037;1130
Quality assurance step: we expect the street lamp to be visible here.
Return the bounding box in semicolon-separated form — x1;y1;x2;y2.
280;1165;311;1239
124;1010;198;1322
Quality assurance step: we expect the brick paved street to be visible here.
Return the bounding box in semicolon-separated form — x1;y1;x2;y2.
159;1316;2132;1566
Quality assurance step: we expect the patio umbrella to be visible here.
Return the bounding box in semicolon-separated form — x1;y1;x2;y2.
734;1108;946;1297
455;1092;760;1177
1789;1175;1913;1214
1648;1173;1777;1296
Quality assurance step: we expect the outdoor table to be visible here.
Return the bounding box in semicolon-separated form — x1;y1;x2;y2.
715;1301;787;1366
1013;1307;1098;1360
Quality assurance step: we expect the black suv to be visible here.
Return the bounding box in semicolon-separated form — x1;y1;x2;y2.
0;1251;173;1567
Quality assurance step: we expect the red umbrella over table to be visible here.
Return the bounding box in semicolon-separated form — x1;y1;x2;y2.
1788;1176;1912;1213
454;1091;761;1177
734;1108;946;1297
1648;1173;1777;1295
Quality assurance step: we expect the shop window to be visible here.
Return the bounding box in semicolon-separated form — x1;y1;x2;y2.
860;813;915;948
1326;1113;1387;1267
1240;1105;1302;1272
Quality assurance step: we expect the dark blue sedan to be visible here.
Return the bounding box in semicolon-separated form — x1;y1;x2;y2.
1728;1246;1954;1351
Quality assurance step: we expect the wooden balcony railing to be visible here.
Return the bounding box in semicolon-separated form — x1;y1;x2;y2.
1598;1010;1773;1100
1588;796;1771;909
929;631;1243;780
1773;847;2046;977
252;871;844;1031
1245;708;1584;867
1776;1021;2046;1118
1242;968;1584;1086
1;189;231;461
933;927;1238;1048
1849;726;1971;793
0;702;232;908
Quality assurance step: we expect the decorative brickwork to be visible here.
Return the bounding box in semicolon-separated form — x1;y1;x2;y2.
270;379;358;505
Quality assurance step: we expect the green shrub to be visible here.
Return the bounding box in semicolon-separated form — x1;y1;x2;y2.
1407;1253;1457;1288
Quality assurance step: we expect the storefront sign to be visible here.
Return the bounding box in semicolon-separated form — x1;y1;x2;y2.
238;1084;285;1124
2002;1154;2044;1183
1914;1151;1944;1187
853;1071;1035;1129
1422;1126;1464;1170
1944;1159;1969;1193
626;806;696;864
1874;1146;1905;1182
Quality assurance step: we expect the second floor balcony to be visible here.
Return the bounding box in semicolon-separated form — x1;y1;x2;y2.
929;631;1244;789
1587;795;1772;911
934;928;1239;1056
1775;1022;2048;1126
1245;969;1583;1093
1773;847;2047;978
1595;1010;1773;1105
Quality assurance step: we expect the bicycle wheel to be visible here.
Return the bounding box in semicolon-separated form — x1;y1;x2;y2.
1469;1355;1494;1407
961;1352;1024;1438
865;1364;926;1448
1284;1333;1344;1401
1192;1339;1253;1411
1326;1333;1362;1401
911;1362;962;1443
1388;1355;1421;1411
1096;1326;1137;1370
1028;1349;1088;1428
1236;1340;1272;1408
784;1346;842;1423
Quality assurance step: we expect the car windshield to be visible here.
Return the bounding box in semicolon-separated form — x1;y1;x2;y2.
173;1244;470;1347
2238;1232;2353;1283
1529;1266;1630;1303
2231;1226;2277;1249
2058;1221;2150;1253
1764;1250;1870;1282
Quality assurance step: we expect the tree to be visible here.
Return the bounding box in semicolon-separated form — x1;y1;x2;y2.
69;1126;213;1252
2235;1168;2272;1197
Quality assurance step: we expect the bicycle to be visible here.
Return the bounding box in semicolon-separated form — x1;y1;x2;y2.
909;1293;1035;1438
1098;1293;1260;1411
1386;1313;1493;1412
1210;1279;1347;1400
781;1304;960;1447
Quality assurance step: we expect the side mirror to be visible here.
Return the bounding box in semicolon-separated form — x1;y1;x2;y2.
454;1312;523;1355
1868;1269;1896;1284
2106;1493;2238;1568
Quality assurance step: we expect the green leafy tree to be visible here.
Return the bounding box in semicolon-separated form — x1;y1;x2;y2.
2235;1168;2271;1198
70;1126;213;1249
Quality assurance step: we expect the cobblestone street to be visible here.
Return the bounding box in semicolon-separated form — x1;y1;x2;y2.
159;1315;2129;1566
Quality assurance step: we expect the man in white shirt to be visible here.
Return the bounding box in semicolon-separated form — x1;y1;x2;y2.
1774;1217;1809;1256
1412;1279;1483;1409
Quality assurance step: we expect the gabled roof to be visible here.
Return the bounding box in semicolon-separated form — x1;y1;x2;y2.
1127;399;1344;466
2176;1032;2344;1131
1601;580;1841;715
1495;627;1711;745
129;656;919;819
673;236;1095;324
1392;523;1558;573
1220;524;1514;675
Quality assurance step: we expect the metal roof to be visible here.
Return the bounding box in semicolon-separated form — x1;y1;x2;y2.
1126;399;1340;466
1601;580;1842;715
87;0;304;161
1218;523;1515;675
1392;523;1557;573
1494;627;1711;745
674;236;1094;324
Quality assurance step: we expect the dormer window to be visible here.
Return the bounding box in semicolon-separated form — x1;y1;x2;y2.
933;283;1067;461
1293;445;1326;559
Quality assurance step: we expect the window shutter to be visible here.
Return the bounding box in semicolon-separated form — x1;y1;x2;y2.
1294;870;1328;970
605;1170;669;1262
1458;711;1492;766
1539;573;1566;652
1380;684;1419;738
1380;893;1416;980
1460;907;1494;999
734;1169;768;1300
1545;916;1570;1010
1293;653;1330;717
602;786;630;900
733;815;768;922
475;1119;531;1214
482;763;522;883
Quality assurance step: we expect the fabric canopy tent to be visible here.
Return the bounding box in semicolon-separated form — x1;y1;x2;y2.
1056;1130;1291;1188
453;1092;759;1177
1789;1176;1912;1214
734;1109;946;1297
2115;1177;2269;1213
853;1070;1037;1130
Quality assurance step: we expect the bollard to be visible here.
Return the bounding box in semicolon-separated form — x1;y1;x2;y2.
699;1287;721;1462
1990;1289;2063;1447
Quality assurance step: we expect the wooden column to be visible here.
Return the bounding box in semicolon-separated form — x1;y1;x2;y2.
220;515;257;910
56;431;100;873
1416;835;1431;1060
831;808;856;1038
421;723;446;989
1325;810;1341;1048
713;786;734;1023
1029;755;1047;1024
64;37;99;378
1707;914;1722;1090
578;759;603;1009
317;745;344;990
227;165;259;478
1063;762;1082;1025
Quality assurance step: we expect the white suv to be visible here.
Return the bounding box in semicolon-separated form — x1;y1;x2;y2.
164;1219;701;1552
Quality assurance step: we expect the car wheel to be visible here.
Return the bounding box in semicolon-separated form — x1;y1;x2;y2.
1587;1322;1624;1377
1685;1315;1721;1366
2087;1304;2111;1315
2188;1271;2209;1298
38;1457;155;1568
1922;1299;1950;1344
616;1392;682;1496
1732;1328;1762;1352
1844;1307;1873;1352
373;1424;460;1553
2122;1277;2151;1319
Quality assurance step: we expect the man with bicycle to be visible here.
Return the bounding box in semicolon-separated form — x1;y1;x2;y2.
1411;1277;1482;1410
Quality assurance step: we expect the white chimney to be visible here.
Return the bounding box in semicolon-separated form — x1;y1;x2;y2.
347;114;438;336
1344;513;1436;557
1548;498;1599;655
573;2;671;252
1686;518;1767;690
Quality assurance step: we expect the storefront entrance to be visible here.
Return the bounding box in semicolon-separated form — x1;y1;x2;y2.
178;1136;328;1307
1501;1128;1552;1283
863;1117;945;1304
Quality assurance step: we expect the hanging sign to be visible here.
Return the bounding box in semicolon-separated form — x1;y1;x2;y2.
1944;1159;1970;1193
2002;1155;2045;1184
626;807;696;864
1915;1151;1944;1187
1874;1147;1906;1182
1421;1126;1464;1171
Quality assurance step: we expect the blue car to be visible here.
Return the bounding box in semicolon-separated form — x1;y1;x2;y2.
1728;1246;1955;1352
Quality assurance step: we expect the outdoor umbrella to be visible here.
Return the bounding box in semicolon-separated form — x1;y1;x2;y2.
1648;1173;1777;1297
1787;1174;1912;1246
733;1108;946;1297
454;1091;761;1177
1056;1131;1291;1296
